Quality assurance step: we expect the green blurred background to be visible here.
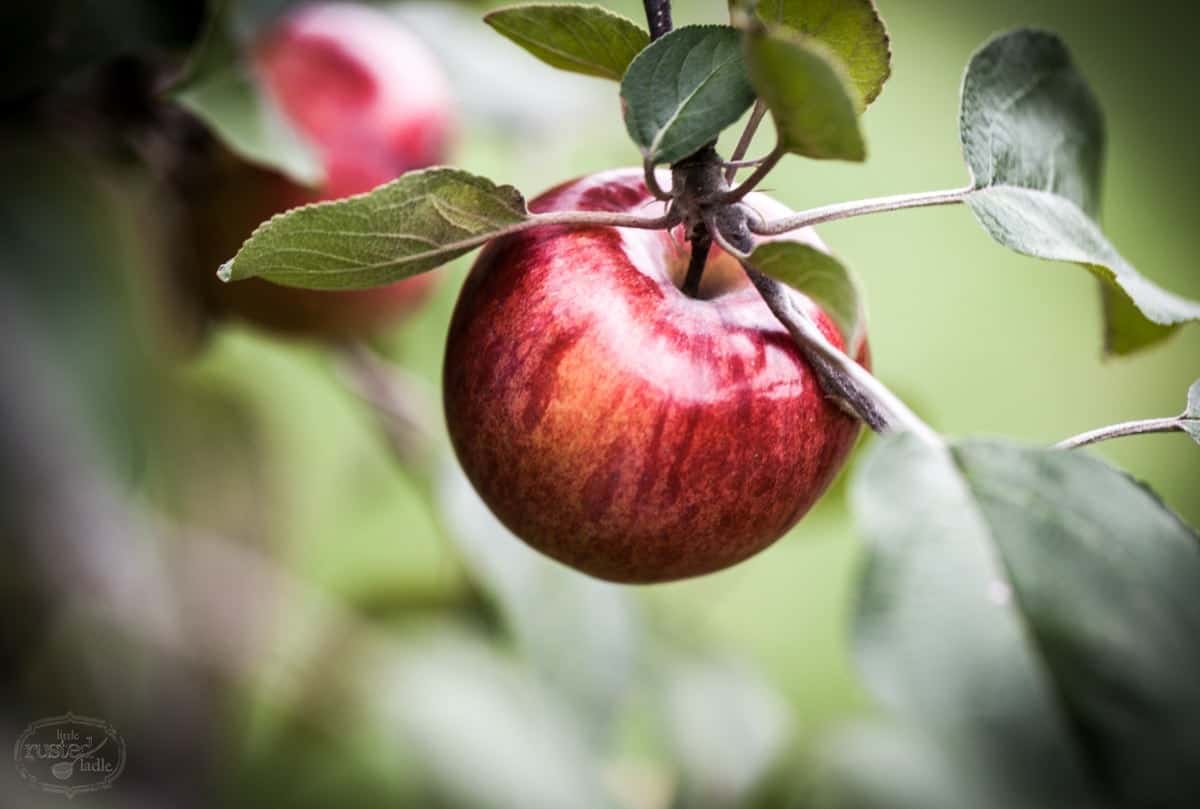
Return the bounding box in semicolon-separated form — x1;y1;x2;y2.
1;1;1197;807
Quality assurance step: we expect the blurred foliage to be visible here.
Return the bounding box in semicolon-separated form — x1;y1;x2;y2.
0;0;204;101
849;435;1200;808
1;1;1198;808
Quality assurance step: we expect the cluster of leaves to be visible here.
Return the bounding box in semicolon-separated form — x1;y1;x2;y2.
216;0;1200;360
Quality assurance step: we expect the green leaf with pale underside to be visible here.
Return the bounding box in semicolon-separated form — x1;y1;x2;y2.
853;434;1200;809
172;9;322;186
218;168;529;289
756;0;891;108
1185;379;1200;446
749;240;866;354
484;4;649;81
621;25;756;165
744;27;865;161
1099;286;1175;356
960;29;1200;355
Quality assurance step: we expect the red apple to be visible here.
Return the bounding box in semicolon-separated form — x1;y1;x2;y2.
443;169;866;583
199;3;455;338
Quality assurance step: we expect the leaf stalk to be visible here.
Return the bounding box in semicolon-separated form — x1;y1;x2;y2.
725;100;769;183
712;144;785;204
1055;416;1188;450
752;186;973;235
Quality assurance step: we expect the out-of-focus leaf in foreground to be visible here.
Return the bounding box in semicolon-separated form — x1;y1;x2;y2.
851;434;1200;808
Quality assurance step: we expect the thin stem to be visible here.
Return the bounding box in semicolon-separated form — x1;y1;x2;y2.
708;220;940;446
713;144;785;204
335;342;437;463
752;186;973;235
723;156;772;170
681;230;712;298
749;266;940;445
1055;416;1184;450
335;343;497;616
531;209;679;230
643;0;672;40
725;100;768;183
644;157;671;201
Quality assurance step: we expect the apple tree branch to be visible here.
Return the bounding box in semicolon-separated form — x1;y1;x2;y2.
706;214;940;445
642;0;673;40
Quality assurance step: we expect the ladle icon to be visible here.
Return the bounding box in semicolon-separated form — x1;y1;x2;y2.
50;737;108;781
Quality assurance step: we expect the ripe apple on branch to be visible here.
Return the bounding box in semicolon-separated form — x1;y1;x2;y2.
444;168;866;582
213;0;1200;584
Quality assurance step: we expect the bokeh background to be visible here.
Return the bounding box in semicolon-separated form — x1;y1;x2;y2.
2;1;1197;807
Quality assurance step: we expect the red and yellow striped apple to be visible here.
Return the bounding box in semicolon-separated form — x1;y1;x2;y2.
444;169;865;583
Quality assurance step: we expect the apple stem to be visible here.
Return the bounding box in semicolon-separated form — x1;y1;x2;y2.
706;217;941;445
643;0;673;40
1055;415;1186;450
725;101;768;183
681;229;712;298
752;186;974;235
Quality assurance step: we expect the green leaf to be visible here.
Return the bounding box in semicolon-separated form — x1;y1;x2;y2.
959;29;1200;355
748;240;866;353
621;25;756;164
755;0;891;108
218;168;530;289
173;16;323;186
1184;379;1200;445
744;28;865;161
484;3;649;81
852;434;1200;809
1099;285;1176;356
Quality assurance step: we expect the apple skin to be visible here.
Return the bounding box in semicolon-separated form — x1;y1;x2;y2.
443;169;866;583
202;3;454;338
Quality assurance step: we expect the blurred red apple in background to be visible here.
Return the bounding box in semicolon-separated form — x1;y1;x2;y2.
253;2;452;198
184;2;454;339
443;169;866;583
